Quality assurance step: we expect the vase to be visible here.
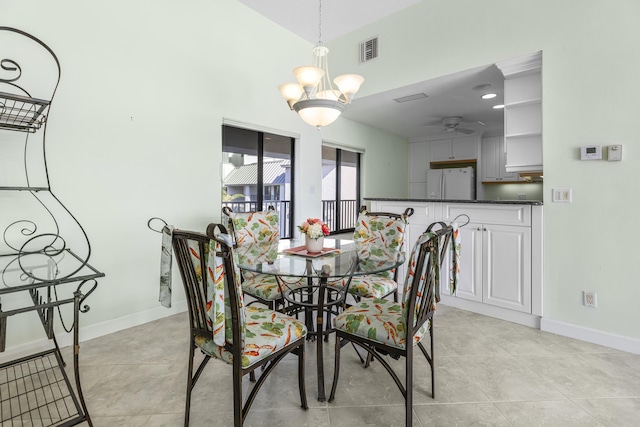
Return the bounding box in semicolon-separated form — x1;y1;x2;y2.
305;235;324;254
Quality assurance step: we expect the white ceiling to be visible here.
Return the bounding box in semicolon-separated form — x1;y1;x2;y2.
238;0;422;44
238;0;505;140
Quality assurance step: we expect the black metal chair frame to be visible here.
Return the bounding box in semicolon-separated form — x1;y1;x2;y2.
172;223;307;426
329;224;452;427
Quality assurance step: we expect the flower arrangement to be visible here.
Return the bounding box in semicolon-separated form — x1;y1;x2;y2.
298;218;330;239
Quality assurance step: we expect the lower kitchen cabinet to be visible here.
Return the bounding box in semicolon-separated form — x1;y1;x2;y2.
369;199;541;325
478;223;531;312
440;222;531;313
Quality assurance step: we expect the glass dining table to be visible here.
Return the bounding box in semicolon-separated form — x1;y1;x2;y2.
235;237;405;402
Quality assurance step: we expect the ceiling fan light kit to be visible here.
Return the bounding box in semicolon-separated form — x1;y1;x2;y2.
279;0;364;128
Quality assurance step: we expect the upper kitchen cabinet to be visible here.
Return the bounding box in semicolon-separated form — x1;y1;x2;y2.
481;136;519;182
408;140;429;198
430;136;479;163
497;52;542;173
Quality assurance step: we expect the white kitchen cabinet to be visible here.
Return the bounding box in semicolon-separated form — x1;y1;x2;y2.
409;141;429;198
366;199;541;325
482;224;531;312
430;136;478;162
445;222;531;314
497;52;543;173
481;136;519;182
409;141;429;182
440;223;482;301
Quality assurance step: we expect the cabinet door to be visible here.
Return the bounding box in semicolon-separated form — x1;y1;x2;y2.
482;224;531;312
481;137;499;182
504;135;542;172
409;141;429;182
455;224;483;302
451;137;478;160
497;136;519;181
430;139;452;162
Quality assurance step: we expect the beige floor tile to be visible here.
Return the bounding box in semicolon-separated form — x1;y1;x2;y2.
44;305;639;426
573;397;640;426
414;402;511;426
493;400;603;426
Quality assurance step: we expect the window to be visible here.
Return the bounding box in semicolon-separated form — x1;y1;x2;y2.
222;125;294;238
321;146;360;234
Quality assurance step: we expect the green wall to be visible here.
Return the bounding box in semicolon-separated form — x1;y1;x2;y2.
1;0;408;349
328;0;640;341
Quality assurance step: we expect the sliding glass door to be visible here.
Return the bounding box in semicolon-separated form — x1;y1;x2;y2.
321;145;360;234
222;125;294;238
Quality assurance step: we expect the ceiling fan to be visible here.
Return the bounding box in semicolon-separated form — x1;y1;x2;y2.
425;116;484;135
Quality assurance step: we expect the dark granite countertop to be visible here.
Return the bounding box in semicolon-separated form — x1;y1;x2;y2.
364;197;543;206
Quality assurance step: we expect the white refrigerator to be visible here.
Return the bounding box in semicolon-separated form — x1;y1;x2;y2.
426;167;475;200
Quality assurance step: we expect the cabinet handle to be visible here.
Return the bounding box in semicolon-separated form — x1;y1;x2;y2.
483;228;487;231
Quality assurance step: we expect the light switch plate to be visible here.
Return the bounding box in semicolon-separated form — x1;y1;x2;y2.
552;188;572;203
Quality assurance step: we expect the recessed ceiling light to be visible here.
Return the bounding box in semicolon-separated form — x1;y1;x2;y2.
481;93;497;99
493;104;505;109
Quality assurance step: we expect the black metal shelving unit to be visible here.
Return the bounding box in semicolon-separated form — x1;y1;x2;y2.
0;27;103;426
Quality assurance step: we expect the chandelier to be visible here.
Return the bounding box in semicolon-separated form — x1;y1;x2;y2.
278;0;364;128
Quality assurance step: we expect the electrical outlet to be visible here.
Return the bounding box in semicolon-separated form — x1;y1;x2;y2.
583;291;597;308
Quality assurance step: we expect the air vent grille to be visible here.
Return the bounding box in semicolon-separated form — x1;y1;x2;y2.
393;93;428;103
360;37;378;63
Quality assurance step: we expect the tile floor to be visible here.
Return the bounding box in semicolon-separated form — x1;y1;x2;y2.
65;305;640;426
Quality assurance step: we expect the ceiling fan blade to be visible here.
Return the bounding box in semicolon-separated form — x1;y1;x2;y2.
456;127;475;135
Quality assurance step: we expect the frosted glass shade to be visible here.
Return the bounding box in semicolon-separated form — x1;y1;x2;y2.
279;83;304;108
293;66;324;89
293;99;346;127
334;74;365;102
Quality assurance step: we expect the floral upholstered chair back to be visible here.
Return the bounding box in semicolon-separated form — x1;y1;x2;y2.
186;232;245;347
229;209;280;246
223;207;280;285
400;231;439;327
353;210;409;277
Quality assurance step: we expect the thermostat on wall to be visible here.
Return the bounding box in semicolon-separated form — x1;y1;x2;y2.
580;145;602;160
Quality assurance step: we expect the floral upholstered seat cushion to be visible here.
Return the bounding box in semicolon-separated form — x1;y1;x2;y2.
194;234;307;368
231;210;280;245
241;272;282;301
195;305;307;368
332;298;428;350
335;273;397;299
333;231;439;349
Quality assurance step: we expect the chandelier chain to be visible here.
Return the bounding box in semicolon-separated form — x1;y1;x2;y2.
318;0;322;44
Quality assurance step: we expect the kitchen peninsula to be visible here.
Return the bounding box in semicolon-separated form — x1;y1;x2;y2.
365;198;543;328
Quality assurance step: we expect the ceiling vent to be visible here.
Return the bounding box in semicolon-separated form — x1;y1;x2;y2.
393;93;428;103
360;37;378;63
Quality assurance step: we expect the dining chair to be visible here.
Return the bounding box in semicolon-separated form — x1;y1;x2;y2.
222;206;289;310
171;223;308;426
338;206;414;303
328;224;453;427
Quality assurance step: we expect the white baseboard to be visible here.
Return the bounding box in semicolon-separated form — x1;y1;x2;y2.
541;318;640;355
2;301;188;362
439;294;541;328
